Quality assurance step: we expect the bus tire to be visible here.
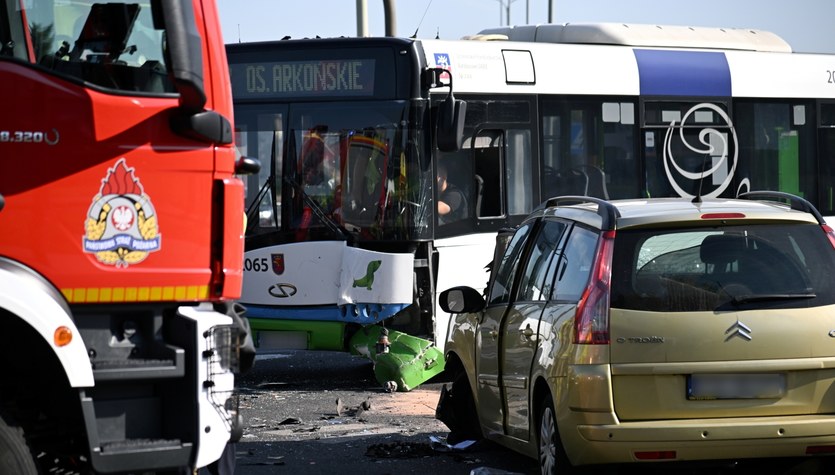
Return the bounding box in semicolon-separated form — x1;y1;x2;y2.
0;413;38;475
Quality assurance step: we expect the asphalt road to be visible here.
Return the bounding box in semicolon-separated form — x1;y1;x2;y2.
231;350;539;475
229;350;835;475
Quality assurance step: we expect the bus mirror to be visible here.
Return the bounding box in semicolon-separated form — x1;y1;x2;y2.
235;156;262;176
424;67;466;152
437;94;466;152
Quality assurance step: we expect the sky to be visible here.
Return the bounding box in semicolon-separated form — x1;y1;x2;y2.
216;0;835;54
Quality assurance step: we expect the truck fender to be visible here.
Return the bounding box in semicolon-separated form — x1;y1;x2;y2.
0;259;93;387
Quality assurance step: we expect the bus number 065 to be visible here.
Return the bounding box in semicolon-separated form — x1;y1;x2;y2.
244;257;270;272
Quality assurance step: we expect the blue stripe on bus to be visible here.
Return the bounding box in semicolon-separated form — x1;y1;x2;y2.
634;49;731;97
244;303;410;324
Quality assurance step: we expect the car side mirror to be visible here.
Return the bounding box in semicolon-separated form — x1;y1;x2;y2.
439;286;485;313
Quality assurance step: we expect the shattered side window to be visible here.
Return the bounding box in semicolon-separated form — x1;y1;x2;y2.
7;0;174;94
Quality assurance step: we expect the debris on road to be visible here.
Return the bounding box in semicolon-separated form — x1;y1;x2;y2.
335;397;372;417
365;441;436;459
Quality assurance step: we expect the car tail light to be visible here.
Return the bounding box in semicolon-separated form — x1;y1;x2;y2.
822;224;835;250
574;230;615;345
701;212;745;220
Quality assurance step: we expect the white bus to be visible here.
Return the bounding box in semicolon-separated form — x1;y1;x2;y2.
228;22;835;358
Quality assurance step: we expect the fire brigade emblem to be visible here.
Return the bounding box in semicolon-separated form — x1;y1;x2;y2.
272;254;285;275
83;158;161;267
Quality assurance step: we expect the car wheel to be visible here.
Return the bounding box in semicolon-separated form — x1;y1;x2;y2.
0;413;38;475
437;368;483;444
537;395;570;475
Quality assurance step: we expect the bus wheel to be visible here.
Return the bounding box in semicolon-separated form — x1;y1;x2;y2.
0;413;38;475
537;394;571;475
436;368;482;444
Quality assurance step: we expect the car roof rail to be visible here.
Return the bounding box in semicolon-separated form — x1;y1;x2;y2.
737;190;825;225
540;195;621;231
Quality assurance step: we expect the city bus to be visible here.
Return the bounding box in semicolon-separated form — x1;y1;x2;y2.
227;23;835;369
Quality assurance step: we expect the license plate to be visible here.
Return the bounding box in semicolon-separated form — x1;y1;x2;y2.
687;373;786;400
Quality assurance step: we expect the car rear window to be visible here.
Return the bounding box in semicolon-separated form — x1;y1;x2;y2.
610;223;835;311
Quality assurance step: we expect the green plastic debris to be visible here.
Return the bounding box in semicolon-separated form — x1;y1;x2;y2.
349;325;445;392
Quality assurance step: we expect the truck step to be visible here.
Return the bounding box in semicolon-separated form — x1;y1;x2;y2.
91;438;192;473
92;346;185;381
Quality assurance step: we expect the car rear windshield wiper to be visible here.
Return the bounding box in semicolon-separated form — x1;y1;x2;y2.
731;292;816;305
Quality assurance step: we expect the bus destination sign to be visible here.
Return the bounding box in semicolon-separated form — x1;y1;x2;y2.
230;59;376;99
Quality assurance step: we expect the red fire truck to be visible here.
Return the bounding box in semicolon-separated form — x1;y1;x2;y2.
0;1;256;473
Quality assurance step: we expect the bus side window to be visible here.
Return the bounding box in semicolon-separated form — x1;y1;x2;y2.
473;131;504;218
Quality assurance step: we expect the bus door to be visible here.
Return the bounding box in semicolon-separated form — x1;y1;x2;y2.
733;100;816;211
641;101;736;199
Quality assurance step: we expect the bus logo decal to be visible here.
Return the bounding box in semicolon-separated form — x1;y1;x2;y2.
83;158;161;268
272;253;285;275
352;260;382;290
663;103;742;199
268;283;297;298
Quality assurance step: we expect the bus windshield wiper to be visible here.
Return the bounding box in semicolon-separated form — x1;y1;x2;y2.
283;177;353;242
731;292;816;305
245;176;274;232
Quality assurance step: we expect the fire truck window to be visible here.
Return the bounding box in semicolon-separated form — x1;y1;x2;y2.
22;1;174;94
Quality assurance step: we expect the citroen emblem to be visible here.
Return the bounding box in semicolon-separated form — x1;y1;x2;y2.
725;320;752;341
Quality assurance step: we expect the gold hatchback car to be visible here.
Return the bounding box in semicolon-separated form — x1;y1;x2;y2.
436;192;835;473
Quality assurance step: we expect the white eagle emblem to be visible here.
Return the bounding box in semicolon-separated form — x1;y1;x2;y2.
83;159;161;267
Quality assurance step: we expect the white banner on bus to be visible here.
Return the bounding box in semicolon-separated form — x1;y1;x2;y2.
337;246;413;305
241;242;413;307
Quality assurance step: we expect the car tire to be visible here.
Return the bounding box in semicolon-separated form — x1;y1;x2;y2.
537;394;572;475
0;413;38;475
438;368;483;444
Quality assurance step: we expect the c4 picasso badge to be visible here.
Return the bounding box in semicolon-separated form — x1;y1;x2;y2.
83;159;161;267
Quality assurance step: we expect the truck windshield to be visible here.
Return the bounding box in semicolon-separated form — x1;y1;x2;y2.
3;0;173;94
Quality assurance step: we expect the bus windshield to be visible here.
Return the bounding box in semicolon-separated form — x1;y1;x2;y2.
241;100;432;243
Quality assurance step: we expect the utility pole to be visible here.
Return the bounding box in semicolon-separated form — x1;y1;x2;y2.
495;0;518;26
356;0;369;37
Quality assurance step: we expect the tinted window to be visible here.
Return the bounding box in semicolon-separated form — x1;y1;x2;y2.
611;223;835;311
553;226;598;302
489;222;533;305
517;220;568;302
541;98;638;200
